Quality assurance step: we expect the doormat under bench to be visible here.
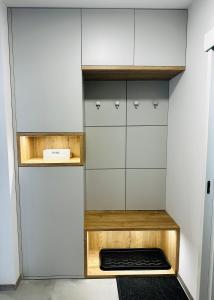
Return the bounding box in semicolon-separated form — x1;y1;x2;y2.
100;248;171;271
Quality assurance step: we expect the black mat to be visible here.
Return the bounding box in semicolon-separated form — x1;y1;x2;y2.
117;276;189;300
100;248;171;271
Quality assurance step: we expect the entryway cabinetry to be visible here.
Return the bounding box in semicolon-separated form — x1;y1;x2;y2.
9;7;186;279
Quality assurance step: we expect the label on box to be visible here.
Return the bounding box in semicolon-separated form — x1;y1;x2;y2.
43;149;71;160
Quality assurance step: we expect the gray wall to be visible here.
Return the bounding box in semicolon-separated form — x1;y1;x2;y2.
166;0;214;298
0;2;20;285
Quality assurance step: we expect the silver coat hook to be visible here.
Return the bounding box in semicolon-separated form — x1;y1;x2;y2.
96;101;101;110
153;101;159;109
115;101;120;109
133;101;139;109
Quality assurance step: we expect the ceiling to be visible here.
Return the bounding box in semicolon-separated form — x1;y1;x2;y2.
3;0;193;9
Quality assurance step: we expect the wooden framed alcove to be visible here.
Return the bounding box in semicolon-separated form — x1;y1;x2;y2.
17;132;85;166
85;211;180;278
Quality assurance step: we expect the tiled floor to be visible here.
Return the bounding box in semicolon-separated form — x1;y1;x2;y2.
0;279;119;300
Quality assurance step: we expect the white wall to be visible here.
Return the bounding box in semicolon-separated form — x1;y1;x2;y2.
166;0;214;298
0;1;20;285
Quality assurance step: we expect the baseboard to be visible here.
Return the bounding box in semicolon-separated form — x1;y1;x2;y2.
23;275;84;279
0;274;21;291
177;274;194;300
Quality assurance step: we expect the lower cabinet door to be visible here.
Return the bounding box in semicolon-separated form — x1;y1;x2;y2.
19;167;84;277
86;169;125;210
126;169;166;210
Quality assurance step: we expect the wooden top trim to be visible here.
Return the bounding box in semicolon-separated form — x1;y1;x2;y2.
82;66;185;81
85;210;180;231
17;132;84;136
82;66;185;72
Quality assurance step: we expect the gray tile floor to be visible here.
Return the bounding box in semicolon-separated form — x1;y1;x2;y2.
0;279;119;300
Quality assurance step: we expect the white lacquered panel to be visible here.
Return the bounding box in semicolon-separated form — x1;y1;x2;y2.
127;81;169;125
12;9;82;132
85;81;126;126
135;9;187;66
86;169;125;210
82;9;134;65
19;167;84;277
86;127;126;169
127;126;168;168
126;169;166;210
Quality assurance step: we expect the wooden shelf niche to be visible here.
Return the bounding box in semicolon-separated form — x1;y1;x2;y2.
85;211;180;278
17;133;85;166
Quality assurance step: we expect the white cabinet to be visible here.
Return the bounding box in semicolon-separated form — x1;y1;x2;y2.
82;9;134;65
84;81;126;126
86;170;125;210
127;81;169;125
134;10;187;66
127;126;168;168
11;9;83;132
86;127;126;169
19;167;84;277
126;169;166;210
82;9;187;67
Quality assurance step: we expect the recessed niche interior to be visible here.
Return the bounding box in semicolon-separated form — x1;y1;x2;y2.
17;133;85;166
85;211;180;277
86;230;179;277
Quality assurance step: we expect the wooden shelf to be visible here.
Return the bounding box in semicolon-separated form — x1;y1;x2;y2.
85;210;179;231
20;157;81;166
85;211;180;278
17;132;85;166
82;66;185;81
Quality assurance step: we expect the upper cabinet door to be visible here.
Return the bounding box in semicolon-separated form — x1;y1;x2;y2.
11;9;83;132
134;10;187;66
82;9;134;65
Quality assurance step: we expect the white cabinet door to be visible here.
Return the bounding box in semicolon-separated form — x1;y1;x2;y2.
127;81;169;125
86;170;125;210
86;127;126;169
19;167;84;277
126;169;166;210
84;81;126;126
127;126;167;168
11;9;83;132
82;9;134;65
135;10;187;66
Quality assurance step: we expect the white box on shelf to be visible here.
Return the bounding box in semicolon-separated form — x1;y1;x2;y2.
43;149;71;160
